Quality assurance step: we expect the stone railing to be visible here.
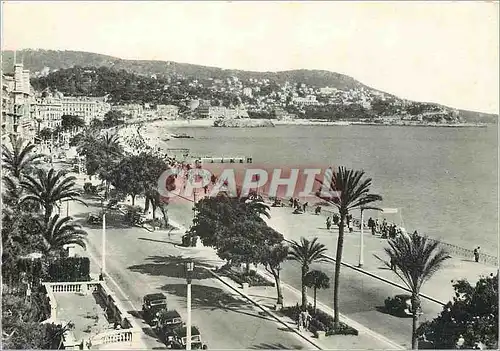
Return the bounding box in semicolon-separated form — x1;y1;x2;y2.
43;280;142;349
90;328;142;347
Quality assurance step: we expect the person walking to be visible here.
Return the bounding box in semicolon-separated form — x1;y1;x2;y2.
368;217;375;235
326;217;332;230
390;257;397;271
474;247;480;262
297;311;304;331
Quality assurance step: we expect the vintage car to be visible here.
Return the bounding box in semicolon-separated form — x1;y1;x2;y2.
87;212;103;225
164;325;208;349
384;294;421;317
155;310;183;337
142;293;168;325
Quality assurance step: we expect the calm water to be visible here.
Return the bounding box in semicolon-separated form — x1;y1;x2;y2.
164;125;498;256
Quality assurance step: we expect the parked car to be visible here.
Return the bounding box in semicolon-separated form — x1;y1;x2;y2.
87;212;103;225
384;294;421;317
164;325;207;349
142;293;168;325
155;310;183;340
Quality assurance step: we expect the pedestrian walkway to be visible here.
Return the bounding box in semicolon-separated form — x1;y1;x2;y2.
266;207;498;304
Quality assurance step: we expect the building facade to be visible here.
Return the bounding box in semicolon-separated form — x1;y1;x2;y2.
32;94;63;131
157;104;179;120
61;96;110;124
1;63;36;141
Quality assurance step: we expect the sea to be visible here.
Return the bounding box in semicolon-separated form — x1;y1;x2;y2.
162;124;498;257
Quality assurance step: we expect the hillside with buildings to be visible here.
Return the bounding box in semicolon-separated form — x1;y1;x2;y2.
1;50;497;141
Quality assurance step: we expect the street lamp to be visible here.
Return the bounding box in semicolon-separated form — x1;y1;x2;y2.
185;261;194;350
358;206;383;268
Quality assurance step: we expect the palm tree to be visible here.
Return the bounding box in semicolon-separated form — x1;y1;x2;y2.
288;237;328;310
304;270;330;313
384;231;450;349
40;214;88;255
2;135;44;179
20;169;85;225
321;167;382;329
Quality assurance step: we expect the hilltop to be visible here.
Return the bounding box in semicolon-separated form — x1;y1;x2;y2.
2;49;497;123
2;49;369;91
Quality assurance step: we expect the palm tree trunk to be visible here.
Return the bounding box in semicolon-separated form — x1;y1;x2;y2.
314;287;317;313
131;195;135;206
301;266;308;310
44;205;52;226
333;213;346;329
144;196;150;214
411;295;420;349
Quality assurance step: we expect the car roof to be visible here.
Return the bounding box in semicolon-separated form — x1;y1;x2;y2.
163;310;181;318
178;326;201;336
144;293;167;301
395;294;412;299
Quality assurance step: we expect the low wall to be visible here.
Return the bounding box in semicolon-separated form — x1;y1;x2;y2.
43;281;142;349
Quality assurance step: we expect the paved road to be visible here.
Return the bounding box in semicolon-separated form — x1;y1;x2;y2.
70;199;311;350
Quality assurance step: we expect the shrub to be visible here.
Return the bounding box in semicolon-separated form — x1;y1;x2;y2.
83;182;98;194
123;205;144;225
47;257;91;282
281;304;358;336
219;266;274;287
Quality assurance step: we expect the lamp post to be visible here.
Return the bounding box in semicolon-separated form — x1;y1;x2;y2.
185;261;194;350
359;206;383;268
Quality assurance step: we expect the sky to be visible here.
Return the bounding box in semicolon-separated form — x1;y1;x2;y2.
2;1;499;114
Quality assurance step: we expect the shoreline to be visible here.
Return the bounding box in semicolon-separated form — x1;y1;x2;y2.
128;118;491;129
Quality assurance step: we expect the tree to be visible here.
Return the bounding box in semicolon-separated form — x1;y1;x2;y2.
38;127;53;141
261;243;288;306
61;114;85;133
321;167;382;329
417;273;498;349
384;231;451;349
2;135;44;179
288;237;327;310
102;110;126;128
110;155;146;205
40;214;88;255
304;270;330;313
20;168;84;225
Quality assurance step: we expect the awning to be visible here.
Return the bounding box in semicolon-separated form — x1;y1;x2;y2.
381;208;399;214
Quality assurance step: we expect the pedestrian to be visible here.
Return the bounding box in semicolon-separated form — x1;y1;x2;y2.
302;202;308;212
315;206;321;215
99;270;104;281
326;217;332;230
297;311;304;331
303;310;311;330
390;257;397;271
474;247;480;262
368;217;375;235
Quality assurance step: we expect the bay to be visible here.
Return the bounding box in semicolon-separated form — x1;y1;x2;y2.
163;124;498;256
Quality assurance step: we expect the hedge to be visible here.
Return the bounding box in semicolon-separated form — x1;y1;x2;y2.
282;304;358;336
17;257;91;283
47;257;91;282
219;266;275;287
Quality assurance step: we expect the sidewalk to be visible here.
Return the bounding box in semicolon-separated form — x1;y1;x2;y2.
265;207;498;304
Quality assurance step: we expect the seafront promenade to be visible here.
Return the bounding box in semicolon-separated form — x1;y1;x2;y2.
265;206;498;304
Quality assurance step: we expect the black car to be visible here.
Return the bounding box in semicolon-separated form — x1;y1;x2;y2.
142;293;168;325
384;294;421;317
155;310;183;339
165;325;207;349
